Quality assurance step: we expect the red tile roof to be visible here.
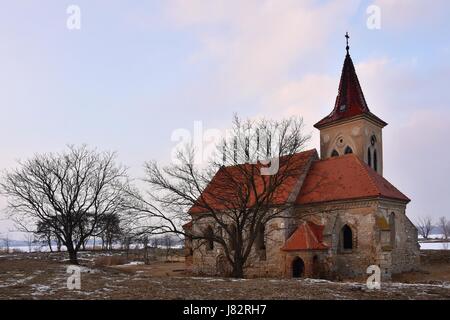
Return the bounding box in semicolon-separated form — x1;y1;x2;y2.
281;221;328;251
296;154;410;205
314;53;387;128
182;221;193;229
188;150;317;214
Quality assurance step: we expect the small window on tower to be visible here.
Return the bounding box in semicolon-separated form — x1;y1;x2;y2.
374;150;378;172
331;150;339;157
344;146;353;154
371;135;377;146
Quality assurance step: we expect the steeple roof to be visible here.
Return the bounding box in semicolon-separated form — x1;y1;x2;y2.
314;35;387;129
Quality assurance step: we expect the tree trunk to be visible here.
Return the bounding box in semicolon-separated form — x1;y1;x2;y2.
66;242;78;265
47;236;53;253
231;262;244;278
231;253;245;278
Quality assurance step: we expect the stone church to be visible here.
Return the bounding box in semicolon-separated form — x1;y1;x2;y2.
184;39;420;280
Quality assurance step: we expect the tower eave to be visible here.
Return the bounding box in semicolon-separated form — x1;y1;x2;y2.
314;112;388;130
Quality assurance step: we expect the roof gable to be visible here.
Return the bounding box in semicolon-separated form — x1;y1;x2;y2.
281;221;328;251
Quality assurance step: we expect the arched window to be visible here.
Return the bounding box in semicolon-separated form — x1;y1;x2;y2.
341;225;353;250
344;146;353;154
229;224;237;251
245;136;250;162
374;149;378;172
256;224;266;250
205;226;214;251
331;150;339;157
368;148;372;168
266;133;272;157
389;213;396;248
233;137;238;163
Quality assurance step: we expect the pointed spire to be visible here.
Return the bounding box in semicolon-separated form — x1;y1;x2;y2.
314;33;387;129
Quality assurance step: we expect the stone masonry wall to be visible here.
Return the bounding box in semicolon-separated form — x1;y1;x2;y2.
190;198;420;279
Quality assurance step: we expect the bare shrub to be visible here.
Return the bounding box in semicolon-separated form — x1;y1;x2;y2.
94;255;128;267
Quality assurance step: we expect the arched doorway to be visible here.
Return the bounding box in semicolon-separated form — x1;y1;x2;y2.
292;257;305;278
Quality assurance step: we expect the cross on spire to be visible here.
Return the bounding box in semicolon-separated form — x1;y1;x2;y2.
345;32;350;54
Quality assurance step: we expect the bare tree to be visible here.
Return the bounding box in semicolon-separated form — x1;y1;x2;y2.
25;233;34;253
1;145;131;264
1;234;10;254
127;116;311;278
416;217;433;240
438;216;450;240
35;220;54;252
140;235;150;264
97;213;122;251
163;235;173;261
150;237;160;248
122;235;133;260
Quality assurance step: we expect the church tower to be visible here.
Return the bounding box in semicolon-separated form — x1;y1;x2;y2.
315;33;387;176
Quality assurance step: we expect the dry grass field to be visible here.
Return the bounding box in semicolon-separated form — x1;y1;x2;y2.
0;250;449;300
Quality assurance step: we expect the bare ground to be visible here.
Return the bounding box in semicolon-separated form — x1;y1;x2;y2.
0;250;449;300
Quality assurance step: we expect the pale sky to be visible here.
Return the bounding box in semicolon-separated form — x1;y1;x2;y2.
1;0;449;239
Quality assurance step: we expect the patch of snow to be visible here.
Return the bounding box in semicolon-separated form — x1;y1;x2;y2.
230;278;248;282
0;275;35;288
389;282;450;289
122;261;144;266
205;278;226;282
31;284;51;293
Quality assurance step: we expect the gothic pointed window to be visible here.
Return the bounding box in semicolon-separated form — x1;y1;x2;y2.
229;224;237;251
266;133;272;158
374;149;378;172
233;137;238;163
368;148;372;167
344;146;353;154
331;150;339;157
341;225;353;250
245;136;250;162
256;224;266;250
205;226;214;251
256;224;266;261
389;213;396;248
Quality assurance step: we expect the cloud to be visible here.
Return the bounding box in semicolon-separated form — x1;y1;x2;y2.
373;0;449;30
165;0;361;96
385;109;450;222
260;73;338;147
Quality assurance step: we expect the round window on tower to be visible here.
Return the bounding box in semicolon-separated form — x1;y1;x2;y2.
336;136;345;147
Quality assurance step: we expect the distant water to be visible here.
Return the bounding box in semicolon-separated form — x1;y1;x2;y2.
419;242;449;250
2;243;182;253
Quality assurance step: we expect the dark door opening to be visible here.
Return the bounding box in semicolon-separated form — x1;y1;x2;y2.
292;257;305;278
